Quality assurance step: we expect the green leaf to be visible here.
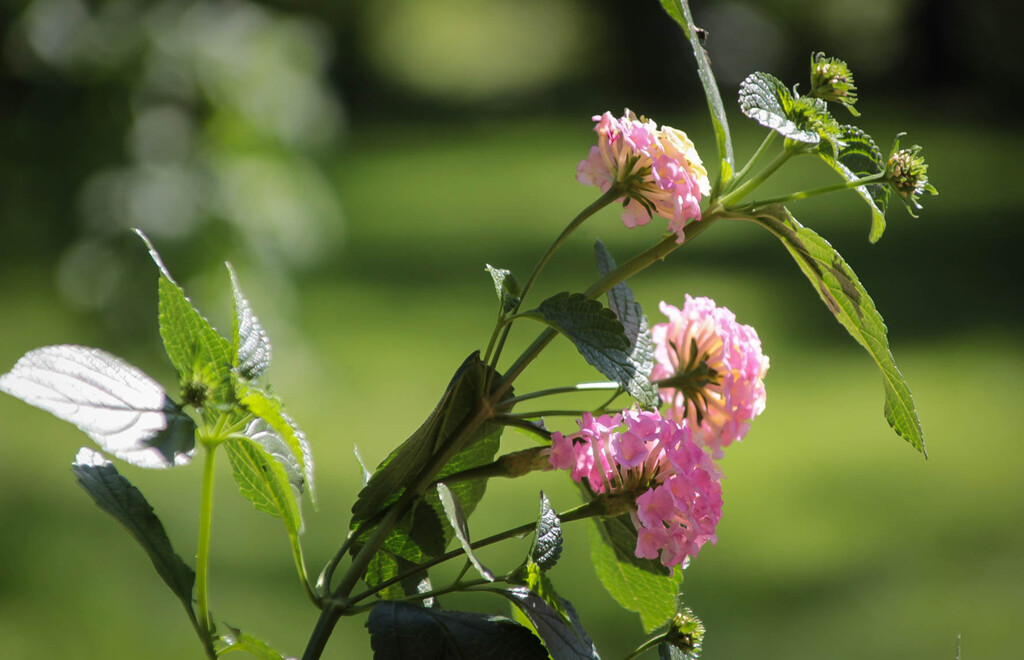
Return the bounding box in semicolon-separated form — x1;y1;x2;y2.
238;386;314;502
658;0;734;189
217;625;287;660
485;264;522;315
587;518;681;633
224;431;302;536
738;72;820;144
367;601;549;660
531;492;563;571
0;345;195;468
527;292;654;406
437;483;494;582
593;241;658;408
816;125;890;243
500;586;600;660
228;263;271;381
136;230;233;419
748;205;925;454
71;447;196;621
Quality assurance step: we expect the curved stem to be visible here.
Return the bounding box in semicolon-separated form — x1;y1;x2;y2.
726;131;777;193
289;533;318;606
502;381;621;406
717;148;794;208
195;445;217;658
732;171;887;209
623;632;666;660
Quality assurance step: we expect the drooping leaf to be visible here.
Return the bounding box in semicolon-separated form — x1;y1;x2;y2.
238;386;315;502
437;483;494;582
816;125;890;242
527;293;654;407
748;205;925;454
228;263;271;381
594;240;658;408
224;432;302;536
71;447;196;620
0;345;195;468
500;586;601;660
367;601;548;660
136;230;234;419
531;491;563;571
658;0;734;189
587;518;681;633
485;264;522;315
217;625;287;660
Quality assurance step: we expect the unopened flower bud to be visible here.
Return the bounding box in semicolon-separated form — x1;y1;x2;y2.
664;607;706;659
885;134;937;216
809;52;860;116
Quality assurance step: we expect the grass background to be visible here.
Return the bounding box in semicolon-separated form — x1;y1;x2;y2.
1;106;1022;660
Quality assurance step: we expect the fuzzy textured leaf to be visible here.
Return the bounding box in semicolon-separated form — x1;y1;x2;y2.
238;386;314;502
588;518;681;633
594;241;658;407
72;447;196;618
224;433;302;535
0;345;195;468
501;587;600;660
367;601;548;660
749;205;925;454
739;72;819;144
817;125;890;242
531;492;563;571
437;483;494;581
218;626;287;660
228;263;272;381
485;264;522;315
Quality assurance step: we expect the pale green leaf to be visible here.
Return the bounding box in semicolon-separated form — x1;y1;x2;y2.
228;263;271;381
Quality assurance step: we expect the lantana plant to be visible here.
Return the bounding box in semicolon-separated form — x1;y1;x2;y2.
0;1;935;658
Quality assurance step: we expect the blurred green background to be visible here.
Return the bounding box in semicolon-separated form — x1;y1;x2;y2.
1;0;1021;658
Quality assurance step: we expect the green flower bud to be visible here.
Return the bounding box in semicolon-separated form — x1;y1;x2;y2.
809;52;860;116
664;607;706;659
885;134;938;217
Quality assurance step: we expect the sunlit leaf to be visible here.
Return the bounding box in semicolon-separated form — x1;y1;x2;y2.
228;263;272;381
816;125;890;242
485;264;522;315
437;483;494;582
531;492;563;571
224;430;302;535
238;386;315;502
0;345;195;468
738;72;820;144
218;625;287;660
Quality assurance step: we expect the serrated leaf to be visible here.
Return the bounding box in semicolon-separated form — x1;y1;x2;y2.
749;205;925;454
501;586;601;660
71;447;196;619
485;264;522;315
136;230;234;419
218;626;287;660
224;433;302;535
0;345;195;468
367;601;548;660
228;263;271;381
816;125;891;242
594;241;658;407
739;72;820;144
437;482;494;581
531;492;563;571
588;518;681;633
238;386;314;502
528;292;656;407
658;0;734;189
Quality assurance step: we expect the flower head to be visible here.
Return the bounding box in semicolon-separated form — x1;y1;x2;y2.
577;109;710;243
885;134;937;217
809;51;860;116
549;409;723;570
651;296;769;458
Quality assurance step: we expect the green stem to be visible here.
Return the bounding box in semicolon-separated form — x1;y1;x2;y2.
726;131;778;193
623;632;666;660
289;533;318;606
502;381;621;406
196;445;217;658
717;148;794;208
733;171;887;209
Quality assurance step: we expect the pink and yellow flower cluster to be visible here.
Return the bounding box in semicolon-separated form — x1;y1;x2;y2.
577;109;710;243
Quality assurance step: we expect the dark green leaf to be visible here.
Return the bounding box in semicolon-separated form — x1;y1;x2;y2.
738;72;820;144
367;601;548;660
749;205;925;454
594;241;658;407
587;518;681;632
218;625;287;660
228;263;271;381
658;0;734;188
501;586;600;660
136;230;234;419
531;492;563;571
0;345;195;468
485;264;522;315
238;386;315;502
71;447;196;619
817;125;890;243
437;483;494;581
224;434;302;536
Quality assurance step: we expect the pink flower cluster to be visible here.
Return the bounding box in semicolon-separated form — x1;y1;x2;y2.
577;109;710;243
652;296;769;459
549;409;722;570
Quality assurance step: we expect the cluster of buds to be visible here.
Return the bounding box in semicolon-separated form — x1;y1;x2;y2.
809;51;859;116
885;134;937;216
577;109;711;243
